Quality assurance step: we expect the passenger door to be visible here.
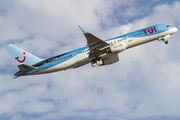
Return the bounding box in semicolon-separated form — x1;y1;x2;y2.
158;26;163;32
43;61;48;68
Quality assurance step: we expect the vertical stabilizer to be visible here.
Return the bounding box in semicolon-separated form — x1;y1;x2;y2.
3;44;43;65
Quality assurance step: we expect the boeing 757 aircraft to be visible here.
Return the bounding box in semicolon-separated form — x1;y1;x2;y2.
4;24;177;77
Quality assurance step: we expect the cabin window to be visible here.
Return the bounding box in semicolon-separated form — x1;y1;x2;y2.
166;25;170;27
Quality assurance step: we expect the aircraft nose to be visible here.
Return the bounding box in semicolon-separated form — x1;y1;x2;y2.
173;27;178;33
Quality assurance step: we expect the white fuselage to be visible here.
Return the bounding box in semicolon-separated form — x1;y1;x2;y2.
32;26;177;75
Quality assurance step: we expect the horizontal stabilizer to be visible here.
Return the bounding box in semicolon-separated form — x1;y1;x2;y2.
18;64;37;72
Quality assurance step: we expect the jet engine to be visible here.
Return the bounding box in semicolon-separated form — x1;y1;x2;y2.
106;42;127;54
102;54;119;65
91;54;119;67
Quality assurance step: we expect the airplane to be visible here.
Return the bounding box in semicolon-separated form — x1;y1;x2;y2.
3;24;177;78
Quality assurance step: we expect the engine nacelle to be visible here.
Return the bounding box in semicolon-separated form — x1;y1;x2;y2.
102;54;119;65
106;42;127;54
91;54;119;67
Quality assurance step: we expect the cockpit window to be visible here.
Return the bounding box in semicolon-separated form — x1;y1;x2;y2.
166;25;170;27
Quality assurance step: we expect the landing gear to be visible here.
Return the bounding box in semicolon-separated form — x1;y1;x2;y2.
165;40;168;44
91;58;103;67
158;38;169;44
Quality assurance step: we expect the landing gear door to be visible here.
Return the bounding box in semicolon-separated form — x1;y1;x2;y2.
158;26;163;32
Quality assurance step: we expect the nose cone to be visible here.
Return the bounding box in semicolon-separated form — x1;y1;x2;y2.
172;27;178;33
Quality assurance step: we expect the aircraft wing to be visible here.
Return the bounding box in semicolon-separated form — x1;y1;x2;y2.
78;26;110;58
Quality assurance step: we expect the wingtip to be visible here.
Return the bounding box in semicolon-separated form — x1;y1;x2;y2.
3;44;10;48
78;25;88;34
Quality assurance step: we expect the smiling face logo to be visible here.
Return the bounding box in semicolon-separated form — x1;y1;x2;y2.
15;52;26;63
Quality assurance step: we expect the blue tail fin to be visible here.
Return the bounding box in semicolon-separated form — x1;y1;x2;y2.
3;44;43;65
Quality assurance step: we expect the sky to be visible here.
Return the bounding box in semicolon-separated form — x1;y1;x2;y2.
0;0;180;120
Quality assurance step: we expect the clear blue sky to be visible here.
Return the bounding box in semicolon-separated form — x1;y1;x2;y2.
0;0;180;120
